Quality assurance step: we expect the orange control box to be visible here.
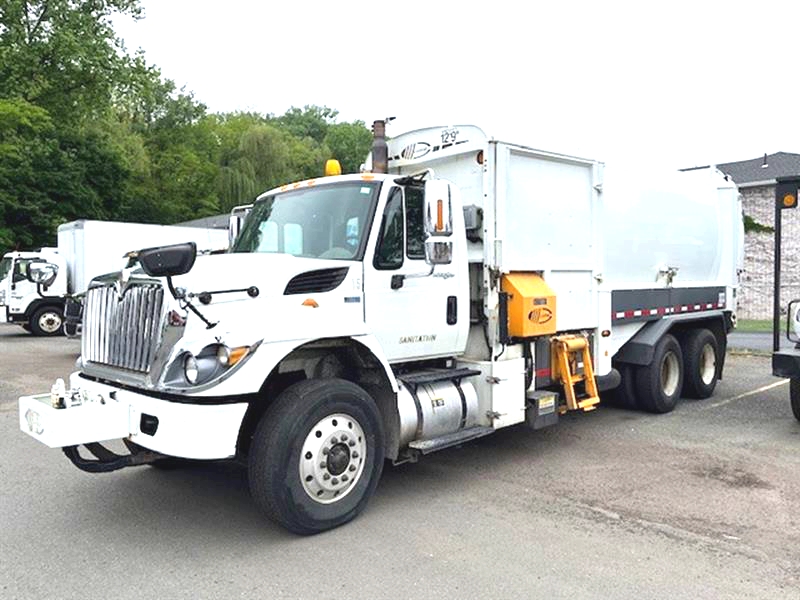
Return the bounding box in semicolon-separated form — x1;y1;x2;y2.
501;273;557;338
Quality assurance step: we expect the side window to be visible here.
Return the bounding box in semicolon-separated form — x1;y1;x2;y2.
405;186;426;259
373;187;404;270
13;260;30;283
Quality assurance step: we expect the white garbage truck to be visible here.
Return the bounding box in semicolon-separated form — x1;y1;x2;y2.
1;219;228;336
19;123;743;534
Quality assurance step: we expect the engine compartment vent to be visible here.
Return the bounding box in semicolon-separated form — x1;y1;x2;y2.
284;267;349;295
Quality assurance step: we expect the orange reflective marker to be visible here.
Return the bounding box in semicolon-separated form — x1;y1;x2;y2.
228;346;249;366
302;298;319;308
436;199;444;232
783;193;797;208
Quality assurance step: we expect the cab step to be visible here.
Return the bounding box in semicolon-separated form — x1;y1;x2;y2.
396;367;481;388
408;426;494;454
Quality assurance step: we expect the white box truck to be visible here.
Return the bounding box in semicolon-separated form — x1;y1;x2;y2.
19;123;743;534
1;220;228;335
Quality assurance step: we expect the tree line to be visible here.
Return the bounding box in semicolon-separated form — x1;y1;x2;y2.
0;1;373;252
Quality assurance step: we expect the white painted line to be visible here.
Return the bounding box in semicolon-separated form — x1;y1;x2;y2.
706;379;789;409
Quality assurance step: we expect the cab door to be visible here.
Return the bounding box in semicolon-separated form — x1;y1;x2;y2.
363;184;466;362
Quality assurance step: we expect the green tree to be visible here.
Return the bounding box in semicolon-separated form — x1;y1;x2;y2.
325;121;372;175
275;105;338;144
217;123;291;211
0;0;143;124
0;98;129;251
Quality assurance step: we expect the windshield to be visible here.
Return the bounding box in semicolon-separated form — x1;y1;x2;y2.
233;181;380;260
0;257;11;281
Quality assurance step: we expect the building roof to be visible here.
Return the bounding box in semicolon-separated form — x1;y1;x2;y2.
178;214;230;230
715;152;800;187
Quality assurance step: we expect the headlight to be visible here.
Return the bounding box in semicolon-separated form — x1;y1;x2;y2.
165;342;258;389
0;289;5;304
216;345;230;366
184;354;199;384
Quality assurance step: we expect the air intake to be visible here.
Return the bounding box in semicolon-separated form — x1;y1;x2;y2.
284;268;349;295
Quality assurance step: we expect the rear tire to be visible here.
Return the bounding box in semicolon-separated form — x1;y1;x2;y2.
790;378;800;422
248;378;385;535
636;334;683;414
681;328;719;399
30;306;64;336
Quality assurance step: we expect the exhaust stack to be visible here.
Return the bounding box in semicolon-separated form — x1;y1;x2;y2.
371;119;388;174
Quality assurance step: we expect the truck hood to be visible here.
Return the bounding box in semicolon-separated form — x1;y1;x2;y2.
159;252;366;344
169;252;360;299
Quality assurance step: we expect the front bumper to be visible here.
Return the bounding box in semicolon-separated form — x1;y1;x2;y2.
773;348;800;379
19;374;249;460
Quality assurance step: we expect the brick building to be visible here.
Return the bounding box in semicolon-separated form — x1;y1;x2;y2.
715;152;800;319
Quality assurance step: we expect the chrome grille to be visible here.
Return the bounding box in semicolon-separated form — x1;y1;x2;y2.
81;283;165;373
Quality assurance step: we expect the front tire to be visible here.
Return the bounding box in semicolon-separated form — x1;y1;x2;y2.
248;378;385;535
790;378;800;422
682;328;719;399
636;334;683;414
30;306;64;336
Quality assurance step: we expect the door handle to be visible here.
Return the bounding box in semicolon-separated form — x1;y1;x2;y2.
447;296;457;325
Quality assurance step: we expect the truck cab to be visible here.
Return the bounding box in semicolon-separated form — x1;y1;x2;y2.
0;249;67;335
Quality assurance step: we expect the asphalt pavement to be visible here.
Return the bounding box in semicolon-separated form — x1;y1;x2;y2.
1;326;799;599
729;330;791;353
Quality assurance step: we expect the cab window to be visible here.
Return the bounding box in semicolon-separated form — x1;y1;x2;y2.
373;187;404;270
405;186;426;259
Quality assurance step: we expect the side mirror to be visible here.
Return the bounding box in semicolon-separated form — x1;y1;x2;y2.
423;180;453;237
425;240;453;265
138;242;197;277
789;299;800;344
26;261;59;287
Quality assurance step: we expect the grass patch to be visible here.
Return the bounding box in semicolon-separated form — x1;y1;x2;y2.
736;319;785;333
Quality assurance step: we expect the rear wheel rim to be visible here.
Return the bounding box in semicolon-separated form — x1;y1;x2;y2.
38;311;62;334
660;352;680;397
699;343;716;385
299;413;367;505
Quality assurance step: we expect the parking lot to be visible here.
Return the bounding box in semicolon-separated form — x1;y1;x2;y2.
1;327;799;599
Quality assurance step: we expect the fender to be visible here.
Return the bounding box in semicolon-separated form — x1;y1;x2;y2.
614;311;728;367
190;333;399;398
21;297;66;321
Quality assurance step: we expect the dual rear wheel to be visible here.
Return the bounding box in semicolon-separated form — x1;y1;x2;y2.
616;328;720;414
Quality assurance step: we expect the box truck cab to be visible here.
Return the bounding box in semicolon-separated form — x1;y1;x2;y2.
0;248;67;335
20;123;743;535
2;220;229;336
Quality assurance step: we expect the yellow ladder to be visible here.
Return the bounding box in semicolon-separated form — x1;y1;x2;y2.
551;335;601;412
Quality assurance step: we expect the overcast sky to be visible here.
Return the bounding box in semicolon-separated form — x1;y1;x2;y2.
113;0;799;172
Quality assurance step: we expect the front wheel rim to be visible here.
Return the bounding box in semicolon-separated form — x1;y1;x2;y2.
699;343;716;385
660;352;680;397
38;311;62;333
299;413;367;505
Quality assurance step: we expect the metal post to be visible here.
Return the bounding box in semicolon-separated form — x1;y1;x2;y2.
774;196;782;353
